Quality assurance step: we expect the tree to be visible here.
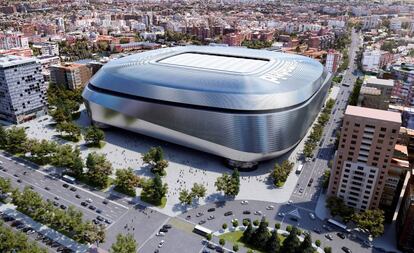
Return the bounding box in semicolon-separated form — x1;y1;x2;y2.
324;247;332;253
84;126;105;147
25;139;57;165
215;170;240;197
114;168;140;197
110;234;137;253
281;226;300;253
298;233;314;253
86;152;113;188
0;177;12;195
219;238;225;246
351;209;385;237
0;221;47;253
233;243;239;252
0;125;6;148
142;146;169;175
222;223;227;229
322;170;330;189
56;121;81;141
315;239;321;247
326;196;354;221
269;160;294;187
141;175;168;206
250;217;270;249
191;183;207;199
242;222;253;242
5;127;27;154
179;189;192;205
52;145;84;177
266;230;281;253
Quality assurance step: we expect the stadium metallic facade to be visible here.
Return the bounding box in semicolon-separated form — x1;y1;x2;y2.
83;46;332;165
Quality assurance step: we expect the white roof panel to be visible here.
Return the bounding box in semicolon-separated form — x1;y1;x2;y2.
158;52;269;73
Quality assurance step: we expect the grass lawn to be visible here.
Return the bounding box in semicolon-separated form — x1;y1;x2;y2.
219;231;285;252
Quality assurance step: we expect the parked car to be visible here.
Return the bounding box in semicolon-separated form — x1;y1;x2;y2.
341;246;352;253
337;232;346;239
207;208;215;212
266;205;274;210
243;210;251;215
62;183;69;188
163;224;172;229
240;200;248;205
207;215;215;220
75;194;81;199
325;234;333;240
88;205;96;211
224;211;233;216
198;220;206;225
254;211;262;215
80;202;87;207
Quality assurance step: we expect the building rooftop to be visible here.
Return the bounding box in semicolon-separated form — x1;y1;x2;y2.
345;105;401;124
0;55;36;68
365;77;394;87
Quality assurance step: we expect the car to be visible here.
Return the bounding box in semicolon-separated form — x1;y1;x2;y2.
13;174;19;178
266;205;274;210
11;221;23;227
75;194;81;199
62;183;69;188
159;228;168;233
16;224;26;229
156;231;165;236
198;220;206;225
185;215;191;220
309;213;315;220
45;187;50;190
243;210;251;215
290;217;299;222
163;224;172;229
299;188;304;193
22;227;31;232
202;249;210;253
224;211;233;216
341;246;352;253
103;200;109;205
154;250;159;253
88;205;96;211
29;185;34;190
196;212;204;217
254;211;263;215
207;208;215;212
17;179;22;183
158;240;164;248
215;246;224;253
3;216;15;222
325;234;333;240
277;212;285;217
96;209;102;214
307;178;314;187
313;228;321;234
54;196;60;200
240;200;248;205
53;201;59;206
81;202;88;207
207;215;215;220
288;200;293;205
69;187;77;192
97;216;104;221
60;205;67;210
207;243;215;249
337;232;346;239
86;198;93;203
363;240;372;248
105;219;112;224
92;219;99;225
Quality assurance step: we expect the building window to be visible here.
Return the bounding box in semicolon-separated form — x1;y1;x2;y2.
380;127;386;132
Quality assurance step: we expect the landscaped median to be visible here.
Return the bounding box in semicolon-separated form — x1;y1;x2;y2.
208;218;325;253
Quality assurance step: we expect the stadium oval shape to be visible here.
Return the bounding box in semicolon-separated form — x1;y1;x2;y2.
83;46;332;168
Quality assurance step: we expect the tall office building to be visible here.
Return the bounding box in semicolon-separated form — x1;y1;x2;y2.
0;55;47;124
328;106;401;210
325;49;341;73
50;63;92;90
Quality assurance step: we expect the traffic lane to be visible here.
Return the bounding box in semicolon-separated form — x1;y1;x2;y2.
0;156;127;223
101;204;170;250
139;227;203;253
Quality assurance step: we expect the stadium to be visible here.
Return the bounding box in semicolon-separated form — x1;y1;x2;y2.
83;46;332;168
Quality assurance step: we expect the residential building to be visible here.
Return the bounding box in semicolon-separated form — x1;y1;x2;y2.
396;172;414;252
223;33;243;47
0;55;47;124
325;49;341;73
50;63;92;90
359;77;394;110
390;17;402;31
328;106;401;210
0;32;29;50
37;55;60;81
32;42;59;56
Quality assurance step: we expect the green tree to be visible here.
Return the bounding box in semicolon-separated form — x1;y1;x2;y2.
0;221;47;253
269;160;294;187
142;146;169;175
5;127;27;154
191;183;207;199
52;145;84;177
242;222;254;242
281;226;300;253
179;189;192;205
215;170;240;197
114;168;140;196
84;126;105;147
233;243;239;252
0;177;12;194
56;121;81;141
219;238;225;246
266;230;281;253
110;233;137;253
326;196;354;221
324;246;332;253
250;216;270;249
351;209;384;237
298;233;314;253
315;239;321;247
0;125;6;148
86;152;113;188
25;139;57;165
141;175;168;205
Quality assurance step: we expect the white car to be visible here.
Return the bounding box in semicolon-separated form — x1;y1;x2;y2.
288;200;293;205
254;211;262;215
241;200;248;205
158;240;165;248
277;212;285;217
266;205;274;210
309;213;315;220
86;198;93;203
156;232;165;237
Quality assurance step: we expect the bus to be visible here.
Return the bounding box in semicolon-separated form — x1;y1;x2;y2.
327;219;349;232
62;175;76;184
193;225;213;237
296;164;303;174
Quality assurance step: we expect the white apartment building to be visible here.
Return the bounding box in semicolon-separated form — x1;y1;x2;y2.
390;17;402;31
0;55;47;124
0;32;29;50
363;15;381;30
362;49;381;72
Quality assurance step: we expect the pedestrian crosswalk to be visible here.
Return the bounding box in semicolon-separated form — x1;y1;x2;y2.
288;208;301;219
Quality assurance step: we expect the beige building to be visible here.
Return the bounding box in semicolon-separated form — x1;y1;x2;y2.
50;63;92;90
328;106;401;210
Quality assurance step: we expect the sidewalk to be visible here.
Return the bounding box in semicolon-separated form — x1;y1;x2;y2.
0;203;89;253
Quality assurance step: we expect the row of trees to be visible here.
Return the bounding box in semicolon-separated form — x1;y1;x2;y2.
326;196;384;237
47;84;83;124
0;221;47;253
303;98;335;158
215;169;240;197
140;174;168;206
269;160;294;187
179;183;207;205
348;78;363;106
0;178;105;244
337;48;349;72
242;217;317;253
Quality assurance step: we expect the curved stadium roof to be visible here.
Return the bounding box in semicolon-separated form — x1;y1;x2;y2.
89;46;327;111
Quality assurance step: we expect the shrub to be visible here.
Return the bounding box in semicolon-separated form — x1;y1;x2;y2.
233;244;239;252
232;220;239;227
219;238;225;246
243;219;249;226
253;220;259;226
222;223;227;230
206;233;212;241
315;239;321;247
286;225;292;232
324;246;332;253
275;223;281;229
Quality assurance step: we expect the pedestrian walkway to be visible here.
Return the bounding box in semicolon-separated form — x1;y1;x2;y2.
0;203;89;253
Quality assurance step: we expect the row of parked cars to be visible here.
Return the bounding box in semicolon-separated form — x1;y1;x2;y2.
0;211;74;253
